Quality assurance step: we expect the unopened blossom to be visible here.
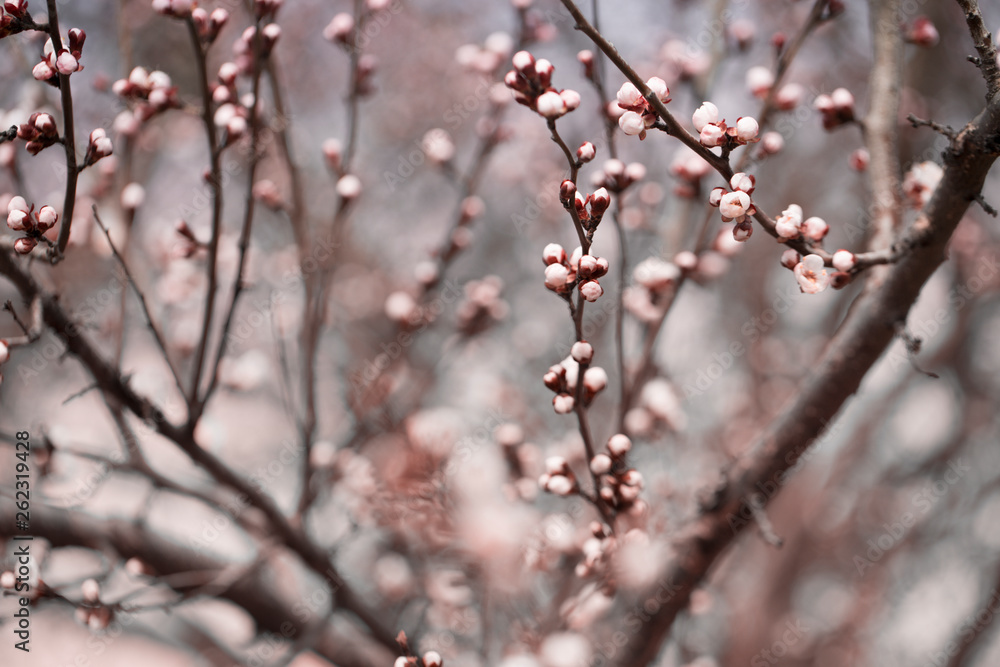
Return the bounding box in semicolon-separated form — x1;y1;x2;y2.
633;256;680;292
121;183;146;210
337;174;362;199
577;141;596;162
571;340;594;364
423;652;443;667
733;221;753;242
719;191;751;221
619;110;647;136
794;254;830;294
902;161;943;208
801;216;829;241
815;88;855;129
583;366;608;394
536;90;567;118
906;17;939;47
699;123;725;147
692;101;719;132
590;454;612;474
833;249;856;272
775;204;803;239
729;172;755;194
735;116;759;142
775;83;804;110
36;205;58;231
780;248;802;270
760;131;784;155
542;243;566;266
552;393;575;414
607;433;632;457
745;66;774;98
615;77;669;139
544;263;571;291
385;291;418;322
323;12;354;43
579;280;604;302
850;148;870;171
81;579;100;603
422;128;455;164
729;19;755;49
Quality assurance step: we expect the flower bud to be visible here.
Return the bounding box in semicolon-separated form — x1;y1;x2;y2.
577;141;596;163
646;76;670;103
746;66;774;98
536;91;567;118
0;341;9;365
36;205;58;231
607;433;631;457
618;110;646;136
423;652;443;667
832;249;856;272
780;248;801;270
336;174;362;199
559;179;577;207
735;116;758;142
14;237;37;254
729;172;755;194
692;101;718;132
571;340;594;364
81;579;101;603
560;89;581;111
733;221;753;242
553;393;575;414
801;216;828;241
590;454;612;475
544;263;570;291
583;366;608;393
579;280;603;302
699;123;725;147
542;242;566;266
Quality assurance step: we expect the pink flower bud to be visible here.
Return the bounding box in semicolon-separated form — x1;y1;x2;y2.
578;254;599;277
831;87;855;111
336;174;362;199
813;94;835;113
423;651;443;667
674;251;698;271
121;183;146;210
583;366;608;393
760;131;784;154
553;393;575;414
36;205;58;230
579;280;603;302
81;579;100;603
708;187;725;207
560;89;581;111
34;114;56;135
512;50;535;74
775;83;804;110
729;172;755;194
616;81;643;109
542;243;566;266
618;110;646;136
590;454;612;475
56;51;79;75
850;148;870;171
907;17;939;47
544;263;570;290
218;62;239;85
733;221;753;242
745;66;774;98
735;116;758;142
536;91;567;118
832;249;856;272
699;123;725;147
14;237;37;254
0;340;8;365
607;433;631;457
322;138;342;170
546;473;575;495
719;191;751;220
801;216;828;241
7;196;28;215
323;13;354;42
577;141;596;162
7;210;30;232
571;340;594;364
780;248;801;270
646;76;670;103
692;101;718;132
625;162;646;184
32;61;55;81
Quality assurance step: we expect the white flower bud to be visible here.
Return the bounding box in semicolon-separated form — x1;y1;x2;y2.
607;433;632;457
590;454;612;475
618;110;646;136
692;101;718;132
735;116;758;142
583;366;608;393
571;340;594;364
544;263;570;290
553;393;575;414
336;174;362;199
616;81;643;108
832;249;856;272
536;91;567;118
646;76;670;102
542;243;566;266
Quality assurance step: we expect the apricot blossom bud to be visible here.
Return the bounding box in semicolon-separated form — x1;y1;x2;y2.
607;433;632;457
571;340;594;364
832;249;856;272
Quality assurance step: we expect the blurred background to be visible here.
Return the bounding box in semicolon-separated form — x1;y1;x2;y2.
1;0;1000;665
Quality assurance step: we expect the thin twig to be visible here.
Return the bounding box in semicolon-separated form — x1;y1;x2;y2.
955;0;1000;99
93;206;187;404
46;0;79;258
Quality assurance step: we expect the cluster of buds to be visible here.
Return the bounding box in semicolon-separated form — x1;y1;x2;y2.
542;242;608;303
813;88;855;130
232;23;282;73
7;196;56;254
590;159;645;193
576;521;615;578
504;51;581;119
693;101;759;149
902;161;943;208
780;248;855;293
456;275;508;336
32;30;86;83
152;0;194;18
191;6;230;43
623;256;682;322
669;148;711;197
83;128;114;167
73;579;113;631
214;103;250;143
558;181;609;234
616;77;670;139
0;1;32;38
17;112;58;155
542;349;608;414
539;455;578;496
708;172;757;241
589;434;643;511
773;204;829;242
455;32;513;74
112;67;180;127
